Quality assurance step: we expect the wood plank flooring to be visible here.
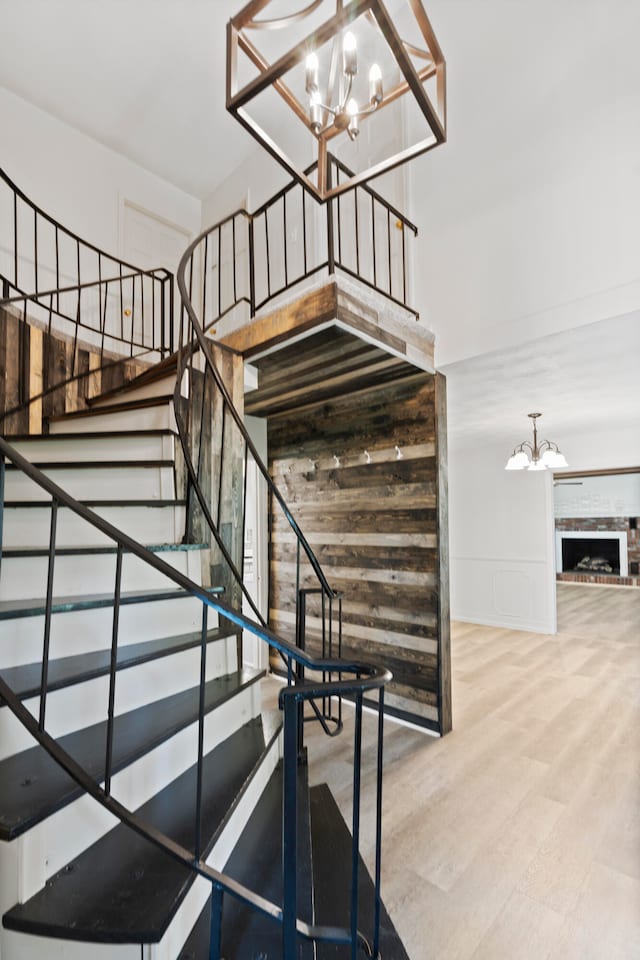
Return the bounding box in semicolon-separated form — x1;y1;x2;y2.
264;583;640;959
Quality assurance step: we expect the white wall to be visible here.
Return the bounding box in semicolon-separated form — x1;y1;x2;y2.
448;437;556;634
408;0;640;367
555;473;640;519
0;87;201;261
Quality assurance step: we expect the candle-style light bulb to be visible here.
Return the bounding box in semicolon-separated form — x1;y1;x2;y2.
309;90;322;135
343;31;357;76
369;63;383;105
305;51;319;95
347;97;359;139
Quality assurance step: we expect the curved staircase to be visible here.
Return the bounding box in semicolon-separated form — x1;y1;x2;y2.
0;166;414;959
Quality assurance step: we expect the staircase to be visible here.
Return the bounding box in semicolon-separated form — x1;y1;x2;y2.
0;166;415;959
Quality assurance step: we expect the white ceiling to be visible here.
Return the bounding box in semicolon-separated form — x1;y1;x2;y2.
442;310;640;448
0;0;253;198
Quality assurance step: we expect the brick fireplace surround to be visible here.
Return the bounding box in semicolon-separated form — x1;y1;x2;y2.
556;517;640;587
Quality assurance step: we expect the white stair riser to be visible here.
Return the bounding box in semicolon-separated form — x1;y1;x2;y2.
2;504;186;549
8;434;176;464
0;635;238;761
48;403;176;435
0;550;203;601
91;376;177;409
0;597;217;670
4;464;176;503
0;931;140;960
154;731;282;960
7;683;263;909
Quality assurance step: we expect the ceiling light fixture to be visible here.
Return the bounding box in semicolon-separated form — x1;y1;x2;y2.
505;413;569;472
226;0;447;202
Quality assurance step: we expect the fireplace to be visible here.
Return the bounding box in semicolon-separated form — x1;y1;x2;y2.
556;530;628;577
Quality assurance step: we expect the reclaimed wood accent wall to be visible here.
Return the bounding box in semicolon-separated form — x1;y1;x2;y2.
0;306;148;436
268;371;451;734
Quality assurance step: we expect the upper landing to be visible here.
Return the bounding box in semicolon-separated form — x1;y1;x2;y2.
218;275;435;418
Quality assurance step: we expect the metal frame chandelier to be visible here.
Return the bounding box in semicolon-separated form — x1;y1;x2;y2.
505;413;569;472
226;0;447;203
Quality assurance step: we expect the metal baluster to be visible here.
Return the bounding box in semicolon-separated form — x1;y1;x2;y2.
387;208;392;296
217;226;222;319
248;216;256;317
13;192;18;288
104;543;123;795
131;272;136;355
33;209;38;298
119;263;124;342
282;691;298;959
302;189;308;276
0;455;5;580
335;165;342;267
372;686;385;960
283;194;288;289
232;215;237;305
76;239;81;335
39;499;58;731
350;692;363;960
354;189;360;278
168;274;175;352
338;595;343;726
140;270;146;347
321;589;327;717
151;274;156;352
372;196;377;290
265;211;271;298
195;603;208;858
54;224;60;314
202;234;208;328
216;404;226;529
402;222;407;307
208;883;224;960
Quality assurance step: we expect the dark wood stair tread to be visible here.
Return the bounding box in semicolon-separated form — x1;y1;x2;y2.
47;395;175;421
0;586;222;621
5;459;175;471
2;712;281;944
0;667;263;840
1;542;205;559
86;354;178;406
178;760;314;960
310;783;410;960
0;626;235;702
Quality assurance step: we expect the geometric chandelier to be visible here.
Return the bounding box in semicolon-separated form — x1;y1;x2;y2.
505;413;569;471
226;0;447;202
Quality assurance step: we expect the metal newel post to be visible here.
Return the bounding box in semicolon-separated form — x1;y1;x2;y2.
282;692;299;958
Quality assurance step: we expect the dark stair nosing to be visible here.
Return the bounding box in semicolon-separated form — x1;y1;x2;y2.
178;760;314;960
2;710;282;944
5;459;175;472
47;395;175;422
7;429;179;442
0;586;223;621
3;498;186;510
0;667;264;840
310;783;410;960
0;626;237;702
2;542;205;559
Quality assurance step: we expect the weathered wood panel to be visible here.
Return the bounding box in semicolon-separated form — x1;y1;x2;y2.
268;372;448;733
0;306;149;435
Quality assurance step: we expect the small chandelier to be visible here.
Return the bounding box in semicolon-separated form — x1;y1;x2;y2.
505;413;569;472
226;0;447;203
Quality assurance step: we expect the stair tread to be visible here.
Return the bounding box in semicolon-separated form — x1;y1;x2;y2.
178;760;314;960
0;586;223;621
48;395;175;421
0;667;263;840
0;626;235;702
310;783;410;960
7;430;178;442
2;542;205;558
5;459;175;471
2;711;281;944
3;499;186;509
87;354;178;406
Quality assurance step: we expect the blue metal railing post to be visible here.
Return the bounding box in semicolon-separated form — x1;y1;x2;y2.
282;690;299;959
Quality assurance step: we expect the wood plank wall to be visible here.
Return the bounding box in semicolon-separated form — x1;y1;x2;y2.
267;371;451;734
0;306;148;436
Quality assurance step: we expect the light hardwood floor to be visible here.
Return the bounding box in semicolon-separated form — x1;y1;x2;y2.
277;583;640;959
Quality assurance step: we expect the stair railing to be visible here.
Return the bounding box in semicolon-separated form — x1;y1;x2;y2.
0;435;390;959
0;167;175;429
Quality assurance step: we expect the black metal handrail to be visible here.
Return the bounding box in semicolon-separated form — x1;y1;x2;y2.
0;166;175;428
0;434;390;957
